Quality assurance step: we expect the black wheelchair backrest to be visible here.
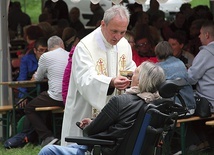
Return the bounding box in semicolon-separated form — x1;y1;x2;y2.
159;78;187;98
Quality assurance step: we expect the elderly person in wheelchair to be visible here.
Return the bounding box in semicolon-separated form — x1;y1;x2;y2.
39;61;181;155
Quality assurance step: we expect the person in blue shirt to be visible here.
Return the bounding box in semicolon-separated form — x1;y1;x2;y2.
154;41;199;153
17;37;48;106
154;41;196;114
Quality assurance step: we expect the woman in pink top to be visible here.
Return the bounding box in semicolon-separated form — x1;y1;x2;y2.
62;46;75;104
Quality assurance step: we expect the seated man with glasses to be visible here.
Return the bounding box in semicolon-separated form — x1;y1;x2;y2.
17;37;48;107
133;33;158;66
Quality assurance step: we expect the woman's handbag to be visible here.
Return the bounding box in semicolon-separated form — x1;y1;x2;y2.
194;96;213;118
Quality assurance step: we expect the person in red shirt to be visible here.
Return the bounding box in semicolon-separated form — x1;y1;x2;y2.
125;30;158;67
134;35;158;66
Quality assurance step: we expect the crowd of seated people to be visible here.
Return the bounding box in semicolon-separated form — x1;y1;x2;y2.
126;0;213;61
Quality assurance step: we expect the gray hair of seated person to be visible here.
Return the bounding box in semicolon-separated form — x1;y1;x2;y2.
154;41;173;61
47;35;64;51
103;5;130;25
138;61;165;93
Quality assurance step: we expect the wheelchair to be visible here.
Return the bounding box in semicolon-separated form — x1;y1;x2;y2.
65;78;187;155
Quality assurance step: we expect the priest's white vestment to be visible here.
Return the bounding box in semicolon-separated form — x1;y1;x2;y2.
61;27;136;146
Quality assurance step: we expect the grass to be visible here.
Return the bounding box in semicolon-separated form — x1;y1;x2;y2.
0;142;213;155
0;142;41;155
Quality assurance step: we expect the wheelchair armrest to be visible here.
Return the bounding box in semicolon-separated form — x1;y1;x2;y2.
65;136;115;146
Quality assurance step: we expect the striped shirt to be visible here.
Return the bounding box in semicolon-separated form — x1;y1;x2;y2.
34;48;69;101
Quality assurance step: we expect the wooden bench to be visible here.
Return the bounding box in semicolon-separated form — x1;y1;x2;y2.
35;106;63;112
0;105;13;140
177;114;214;126
176;114;214;155
205;120;214;126
35;106;64;137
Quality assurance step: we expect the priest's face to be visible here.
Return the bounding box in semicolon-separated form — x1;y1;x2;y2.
101;15;128;45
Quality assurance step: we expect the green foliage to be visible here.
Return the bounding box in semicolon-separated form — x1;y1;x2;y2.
190;0;210;8
11;0;42;24
25;0;42;24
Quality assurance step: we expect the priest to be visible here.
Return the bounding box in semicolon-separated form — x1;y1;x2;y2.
61;5;136;146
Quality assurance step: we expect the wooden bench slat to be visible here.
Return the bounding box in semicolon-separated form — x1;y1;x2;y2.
205;120;214;126
0;105;13;112
52;108;64;113
177;114;214;123
35;106;63;111
176;114;214;127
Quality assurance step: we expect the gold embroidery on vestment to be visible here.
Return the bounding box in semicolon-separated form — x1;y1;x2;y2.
96;58;107;75
119;54;126;71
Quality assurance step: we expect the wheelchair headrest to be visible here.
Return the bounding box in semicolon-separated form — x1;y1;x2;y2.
159;78;187;98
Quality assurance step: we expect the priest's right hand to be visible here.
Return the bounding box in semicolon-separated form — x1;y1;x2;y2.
111;76;131;90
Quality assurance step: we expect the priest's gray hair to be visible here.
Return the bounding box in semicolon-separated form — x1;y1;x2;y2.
47;35;64;50
138;61;165;93
103;5;130;25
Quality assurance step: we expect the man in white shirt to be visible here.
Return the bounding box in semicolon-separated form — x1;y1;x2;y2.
24;36;69;147
61;5;136;146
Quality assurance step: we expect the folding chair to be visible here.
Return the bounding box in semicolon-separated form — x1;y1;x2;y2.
65;79;187;155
